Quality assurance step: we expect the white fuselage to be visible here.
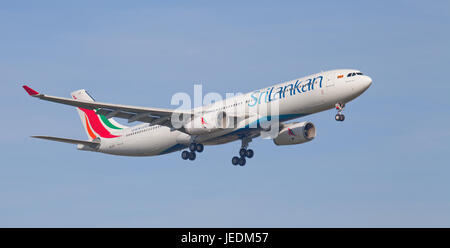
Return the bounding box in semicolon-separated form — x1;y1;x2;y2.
95;69;372;156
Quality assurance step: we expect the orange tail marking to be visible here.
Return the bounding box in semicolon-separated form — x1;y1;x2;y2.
85;114;97;139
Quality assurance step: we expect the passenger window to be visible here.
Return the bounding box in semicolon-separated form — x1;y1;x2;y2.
347;73;352;77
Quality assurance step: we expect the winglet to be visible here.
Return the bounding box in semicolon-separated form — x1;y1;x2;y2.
23;85;40;96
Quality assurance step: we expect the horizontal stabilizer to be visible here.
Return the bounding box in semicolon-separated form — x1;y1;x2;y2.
31;136;100;148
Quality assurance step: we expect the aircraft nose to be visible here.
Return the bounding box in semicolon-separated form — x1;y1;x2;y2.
361;75;372;90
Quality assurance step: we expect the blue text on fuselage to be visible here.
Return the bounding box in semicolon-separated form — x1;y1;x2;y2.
248;75;323;107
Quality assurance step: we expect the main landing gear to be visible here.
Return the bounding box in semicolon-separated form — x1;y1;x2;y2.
231;137;254;166
335;102;346;122
181;143;204;161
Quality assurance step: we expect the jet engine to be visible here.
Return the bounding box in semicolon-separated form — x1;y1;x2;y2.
183;111;229;135
273;121;316;145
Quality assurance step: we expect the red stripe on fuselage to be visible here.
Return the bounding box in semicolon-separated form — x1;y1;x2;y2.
79;108;120;138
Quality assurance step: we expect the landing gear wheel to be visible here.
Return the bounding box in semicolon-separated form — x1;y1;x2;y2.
236;137;252;165
335;114;345;121
335;102;346;122
188;151;196;161
239;148;247;157
232;156;239;166
246;149;254;158
189;143;197;152
196;143;204;153
181;151;190;160
238;157;246;166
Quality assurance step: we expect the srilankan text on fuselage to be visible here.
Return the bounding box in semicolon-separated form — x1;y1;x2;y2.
248;75;323;107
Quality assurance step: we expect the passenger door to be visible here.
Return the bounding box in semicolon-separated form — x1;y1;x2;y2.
326;72;335;87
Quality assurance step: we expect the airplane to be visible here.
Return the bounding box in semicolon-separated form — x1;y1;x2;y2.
23;69;372;166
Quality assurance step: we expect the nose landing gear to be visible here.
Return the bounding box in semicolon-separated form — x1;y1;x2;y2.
335;102;346;122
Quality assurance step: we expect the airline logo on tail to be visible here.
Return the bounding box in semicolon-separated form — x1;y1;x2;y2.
72;95;122;139
79;108;121;139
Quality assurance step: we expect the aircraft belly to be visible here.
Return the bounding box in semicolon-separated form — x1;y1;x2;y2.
101;128;179;156
203;135;240;145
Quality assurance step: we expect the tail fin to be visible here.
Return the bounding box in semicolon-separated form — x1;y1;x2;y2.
71;89;128;140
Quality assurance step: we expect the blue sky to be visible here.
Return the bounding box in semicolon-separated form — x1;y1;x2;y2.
1;0;449;227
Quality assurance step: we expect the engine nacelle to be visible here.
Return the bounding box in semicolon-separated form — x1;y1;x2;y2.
183;111;228;135
273;121;316;146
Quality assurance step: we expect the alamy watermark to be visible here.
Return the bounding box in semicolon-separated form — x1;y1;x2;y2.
169;84;280;138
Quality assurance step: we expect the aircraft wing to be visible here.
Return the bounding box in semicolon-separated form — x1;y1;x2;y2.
23;85;191;126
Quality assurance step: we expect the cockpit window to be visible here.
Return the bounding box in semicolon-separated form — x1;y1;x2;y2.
347;72;364;77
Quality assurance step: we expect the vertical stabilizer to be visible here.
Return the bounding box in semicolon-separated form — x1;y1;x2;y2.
70;89;127;140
